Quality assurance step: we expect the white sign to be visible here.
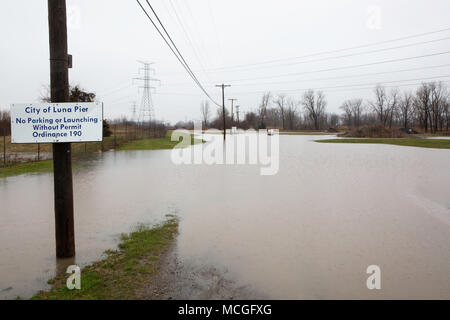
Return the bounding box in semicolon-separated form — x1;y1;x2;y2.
10;102;103;143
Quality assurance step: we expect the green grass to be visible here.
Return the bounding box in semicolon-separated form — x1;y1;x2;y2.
0;160;54;178
316;138;450;149
0;133;195;178
31;215;178;300
280;131;337;136
118;135;204;151
0;160;83;178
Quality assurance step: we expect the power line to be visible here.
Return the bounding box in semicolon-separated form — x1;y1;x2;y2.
167;0;212;83
233;75;450;95
150;78;450;97
224;50;450;83
97;83;134;97
207;0;223;66
206;26;450;71
203;36;450;73
136;0;220;107
181;0;212;67
138;0;199;86
320;80;450;94
165;63;450;88
145;0;213;98
231;64;450;87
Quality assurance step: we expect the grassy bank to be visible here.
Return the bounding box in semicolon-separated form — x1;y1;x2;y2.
118;135;204;151
316;138;450;149
280;131;337;136
32;215;178;300
0;133;202;178
0;160;53;178
0;134;138;178
0;134;133;155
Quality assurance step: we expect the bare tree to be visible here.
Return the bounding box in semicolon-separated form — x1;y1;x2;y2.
244;111;258;129
285;98;298;130
340;100;353;127
329;113;340;127
429;82;446;133
369;85;389;126
258;92;271;129
302;90;326;130
0;109;11;134
340;99;363;128
415;83;432;133
444;93;450;132
387;88;400;128
200;100;210;128
274;94;287;129
351;99;364;128
215;107;230;130
399;91;413;128
207;82;448;134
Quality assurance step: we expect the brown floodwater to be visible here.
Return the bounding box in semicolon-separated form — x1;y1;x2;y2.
1;135;450;299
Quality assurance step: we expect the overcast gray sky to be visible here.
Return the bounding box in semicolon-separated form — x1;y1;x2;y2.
1;0;450;124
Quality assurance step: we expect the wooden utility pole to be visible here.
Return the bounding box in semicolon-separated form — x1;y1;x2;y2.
48;0;75;258
215;84;231;140
2;128;6;166
228;98;237;130
114;124;117;147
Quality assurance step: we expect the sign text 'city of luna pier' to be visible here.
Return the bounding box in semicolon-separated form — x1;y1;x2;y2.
10;102;103;144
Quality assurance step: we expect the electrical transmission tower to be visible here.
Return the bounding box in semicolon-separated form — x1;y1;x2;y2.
130;101;137;121
134;61;160;128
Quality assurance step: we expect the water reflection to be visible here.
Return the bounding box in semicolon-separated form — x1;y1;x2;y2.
1;135;450;299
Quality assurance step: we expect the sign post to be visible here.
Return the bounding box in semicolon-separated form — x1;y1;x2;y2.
10;101;103;258
12;0;103;259
48;0;75;258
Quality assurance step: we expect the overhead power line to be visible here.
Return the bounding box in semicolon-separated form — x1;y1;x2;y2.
136;0;220;107
167;0;212;83
224;50;450;83
203;36;450;73
208;26;450;71
314;80;450;94
143;0;219;105
233;75;450;95
231;64;450;87
154;78;450;97
165;63;450;88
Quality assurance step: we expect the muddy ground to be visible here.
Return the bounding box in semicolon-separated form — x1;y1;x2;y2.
142;241;267;300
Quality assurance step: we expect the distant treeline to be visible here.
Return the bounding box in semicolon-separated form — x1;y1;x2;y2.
191;81;449;133
109;117;168;139
0;110;11;135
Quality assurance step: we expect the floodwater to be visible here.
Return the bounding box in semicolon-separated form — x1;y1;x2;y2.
1;134;450;299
